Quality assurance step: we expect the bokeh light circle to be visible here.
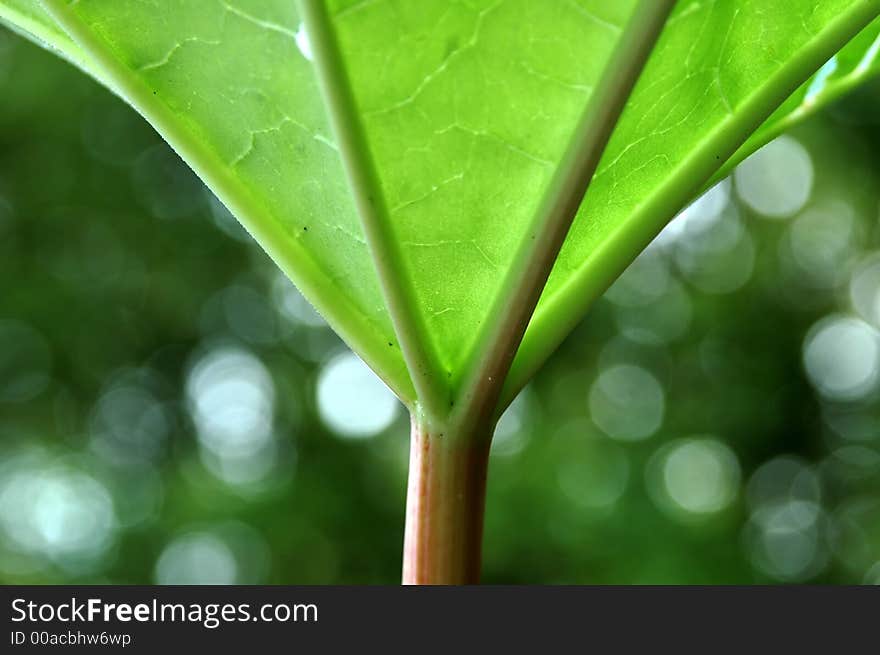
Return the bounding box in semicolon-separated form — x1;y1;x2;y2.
803;315;880;402
650;437;741;517
734;136;813;218
317;352;400;439
155;532;237;585
589;364;665;441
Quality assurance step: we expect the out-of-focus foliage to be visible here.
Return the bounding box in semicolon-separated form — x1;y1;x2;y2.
1;30;880;584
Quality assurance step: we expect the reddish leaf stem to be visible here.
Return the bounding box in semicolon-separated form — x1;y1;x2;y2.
402;418;491;585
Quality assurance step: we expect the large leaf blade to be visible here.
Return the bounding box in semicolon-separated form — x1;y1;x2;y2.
2;1;879;418
310;0;880;408
329;0;639;376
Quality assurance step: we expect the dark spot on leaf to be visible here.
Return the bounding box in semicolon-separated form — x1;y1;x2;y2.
444;37;460;58
388;342;393;347
303;226;308;232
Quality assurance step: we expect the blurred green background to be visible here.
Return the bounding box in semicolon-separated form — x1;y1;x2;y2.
2;27;880;585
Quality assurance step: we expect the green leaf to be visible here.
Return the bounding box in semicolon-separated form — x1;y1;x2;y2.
2;1;879;425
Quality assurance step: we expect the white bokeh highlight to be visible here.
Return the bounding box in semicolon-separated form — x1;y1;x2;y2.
734;136;813;218
317;352;400;439
589;364;665;441
803;315;880;402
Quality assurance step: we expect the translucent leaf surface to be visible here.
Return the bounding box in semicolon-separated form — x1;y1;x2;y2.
2;1;879;420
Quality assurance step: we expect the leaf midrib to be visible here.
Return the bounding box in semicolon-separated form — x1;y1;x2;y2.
298;0;449;421
450;0;676;430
